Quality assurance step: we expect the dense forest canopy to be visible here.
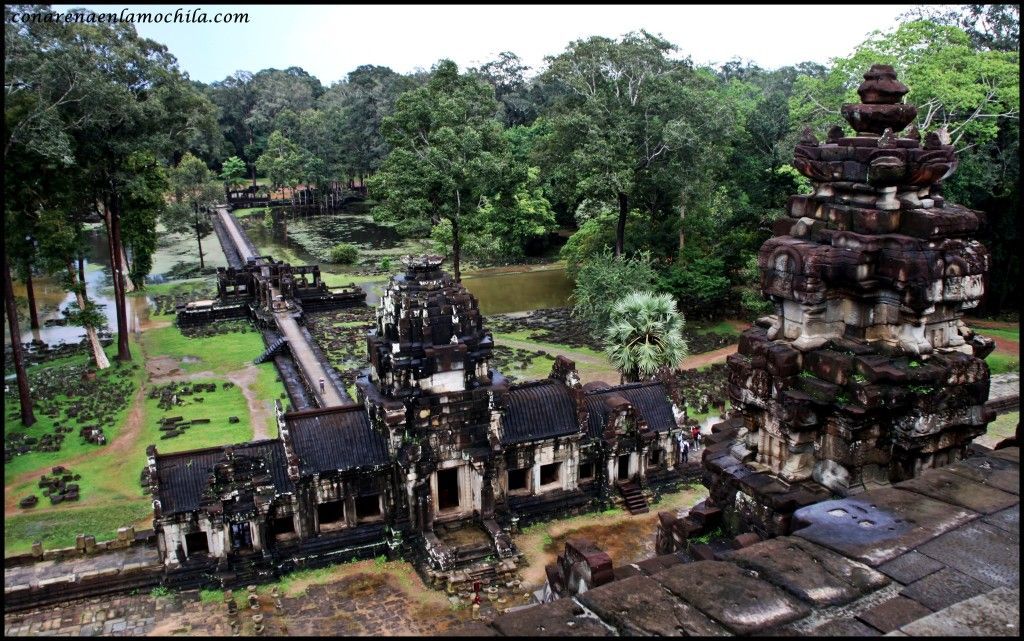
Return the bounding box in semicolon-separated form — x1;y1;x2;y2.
5;4;1020;320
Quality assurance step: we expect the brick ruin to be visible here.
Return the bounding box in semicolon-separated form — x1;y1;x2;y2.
145;255;693;590
672;65;996;542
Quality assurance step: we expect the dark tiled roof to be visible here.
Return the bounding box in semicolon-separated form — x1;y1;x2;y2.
501;380;581;445
155;439;292;515
285;405;390;475
584;382;678;437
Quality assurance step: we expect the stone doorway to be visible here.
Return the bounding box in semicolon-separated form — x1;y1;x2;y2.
437;468;460;511
185;531;209;557
618;454;631;481
230;522;253;551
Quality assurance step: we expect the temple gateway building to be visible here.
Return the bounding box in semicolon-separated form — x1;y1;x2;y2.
145;256;690;588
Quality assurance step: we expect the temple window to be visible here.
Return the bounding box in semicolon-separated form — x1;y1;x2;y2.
355;494;383;522
317;500;346;532
540;462;561;488
507;467;529;494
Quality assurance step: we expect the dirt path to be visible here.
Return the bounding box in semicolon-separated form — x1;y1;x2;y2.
515;485;708;589
227;365;273;440
966;318;1019;330
5;384;148;512
990;335;1020;355
680;344;737;370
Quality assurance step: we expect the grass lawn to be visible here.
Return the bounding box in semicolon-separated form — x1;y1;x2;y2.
4;378;257;556
492;330;607;359
5;318;286;556
4;502;153;557
252;363;287;438
976;326;1020;341
3;338;146;485
142;380;255;453
142;325;267;374
232;207;267;219
986;352;1020;376
129;277;210;298
321;272;391;287
691;320;741;337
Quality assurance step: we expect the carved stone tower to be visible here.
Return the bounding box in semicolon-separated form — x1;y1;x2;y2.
359;255;507;535
705;65;995;537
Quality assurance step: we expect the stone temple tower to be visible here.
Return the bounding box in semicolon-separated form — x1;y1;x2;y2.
358;255;508;537
705;65;995;537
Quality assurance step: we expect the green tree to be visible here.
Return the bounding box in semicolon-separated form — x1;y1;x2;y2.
320;65;417;183
477;166;557;260
539;31;734;258
790;21;1018;147
220;155;248;190
166;153;220;268
369;59;525;281
571;249;658;337
605;291;688;383
657;255;733;320
256;130;307;200
471;51;537;127
120;152;167;289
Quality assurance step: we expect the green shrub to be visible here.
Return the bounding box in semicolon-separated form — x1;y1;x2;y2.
571;249;657;338
328;242;359;264
656;256;732;320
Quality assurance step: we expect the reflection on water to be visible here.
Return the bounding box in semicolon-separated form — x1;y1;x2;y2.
7;213;574;349
245;209;574;314
463;268;573;315
242;209;403;266
6;229;154;346
362;267;573;315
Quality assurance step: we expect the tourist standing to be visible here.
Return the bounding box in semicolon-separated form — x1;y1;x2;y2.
319;377;325;394
681;440;690;465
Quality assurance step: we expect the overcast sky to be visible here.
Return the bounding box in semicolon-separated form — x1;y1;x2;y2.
54;4;920;85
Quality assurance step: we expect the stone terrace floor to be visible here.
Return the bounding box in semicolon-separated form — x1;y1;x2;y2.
464;445;1020;637
4;545;160;593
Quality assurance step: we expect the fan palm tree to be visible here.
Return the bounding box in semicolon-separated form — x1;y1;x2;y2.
605;291;688;383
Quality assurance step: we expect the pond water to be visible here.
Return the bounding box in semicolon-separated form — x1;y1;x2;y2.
463;267;573;315
242;207;413;266
7;209;573;349
6;225;227;347
360;266;574;315
246;209;574;314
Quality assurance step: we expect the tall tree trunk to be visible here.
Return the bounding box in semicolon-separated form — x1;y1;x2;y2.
194;214;206;269
78;254;86;287
4;254;36;426
105;196;131;362
678;194;686;255
120;244;135;293
452;215;461;283
248;128;257;187
65;259;110;370
24;258;40;330
615;191;628;258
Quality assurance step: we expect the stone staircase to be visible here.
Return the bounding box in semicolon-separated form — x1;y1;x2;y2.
253;336;289;364
616;481;649;515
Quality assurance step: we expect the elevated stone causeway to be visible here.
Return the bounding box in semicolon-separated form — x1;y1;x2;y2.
463;445;1019;636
